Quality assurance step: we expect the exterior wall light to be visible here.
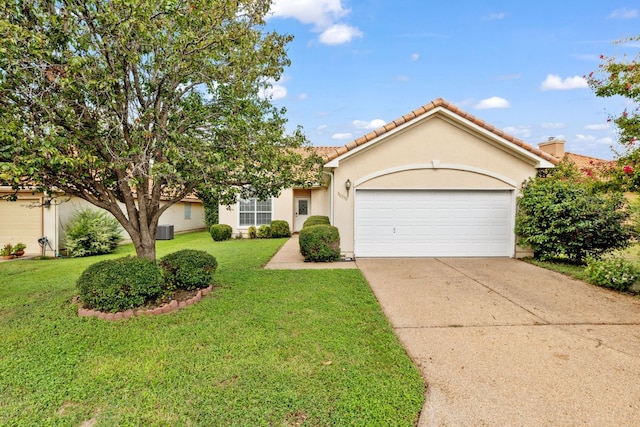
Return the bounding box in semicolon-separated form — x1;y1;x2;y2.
345;179;352;191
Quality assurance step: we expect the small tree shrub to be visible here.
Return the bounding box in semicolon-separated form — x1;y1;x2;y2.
270;220;291;238
299;225;341;262
515;163;631;264
585;256;638;291
303;215;330;228
257;224;271;239
210;224;232;241
77;256;163;312
159;249;218;291
64;208;123;257
247;226;257;239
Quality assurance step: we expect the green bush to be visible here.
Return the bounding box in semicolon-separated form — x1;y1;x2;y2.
159;249;218;291
515;162;631;263
299;225;341;262
247;226;257;239
257;224;271;239
585;256;638;291
210;224;232;241
64;208;123;257
270;220;291;238
77;256;163;312
303;215;330;228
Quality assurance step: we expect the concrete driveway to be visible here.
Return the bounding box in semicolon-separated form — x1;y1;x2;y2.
356;258;640;426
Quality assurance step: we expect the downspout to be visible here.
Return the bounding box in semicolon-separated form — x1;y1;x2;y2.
322;170;334;225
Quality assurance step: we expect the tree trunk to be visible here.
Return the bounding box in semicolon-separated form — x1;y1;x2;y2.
133;233;157;260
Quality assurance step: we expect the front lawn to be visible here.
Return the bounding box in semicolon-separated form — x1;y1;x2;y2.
0;232;425;426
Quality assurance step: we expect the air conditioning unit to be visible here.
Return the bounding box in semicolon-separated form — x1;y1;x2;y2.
156;224;174;240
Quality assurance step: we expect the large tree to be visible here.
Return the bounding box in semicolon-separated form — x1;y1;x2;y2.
587;37;640;190
0;0;321;260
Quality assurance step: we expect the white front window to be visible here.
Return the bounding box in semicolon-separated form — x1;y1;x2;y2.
239;198;272;226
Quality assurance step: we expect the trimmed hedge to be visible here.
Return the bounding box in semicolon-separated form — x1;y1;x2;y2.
210;224;233;241
270;220;291;238
247;225;257;239
257;224;271;239
159;249;218;291
76;256;163;312
303;215;330;228
299;224;341;262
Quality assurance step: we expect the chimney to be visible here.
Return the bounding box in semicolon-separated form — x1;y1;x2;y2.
538;137;565;160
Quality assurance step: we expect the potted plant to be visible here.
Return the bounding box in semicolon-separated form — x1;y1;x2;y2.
11;243;26;257
1;244;14;260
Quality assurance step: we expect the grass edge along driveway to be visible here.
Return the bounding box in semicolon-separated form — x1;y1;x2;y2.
0;231;425;426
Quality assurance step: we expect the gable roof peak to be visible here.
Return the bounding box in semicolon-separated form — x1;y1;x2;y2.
321;98;559;166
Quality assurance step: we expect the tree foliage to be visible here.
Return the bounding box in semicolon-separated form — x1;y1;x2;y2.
0;0;322;260
587;37;640;190
515;161;632;264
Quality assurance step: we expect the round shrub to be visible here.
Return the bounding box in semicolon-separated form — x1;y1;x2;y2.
159;249;218;291
299;225;341;262
247;225;257;239
77;256;163;312
210;224;232;241
303;215;330;228
270;220;291;238
64;208;123;257
585;256;638;291
257;224;271;239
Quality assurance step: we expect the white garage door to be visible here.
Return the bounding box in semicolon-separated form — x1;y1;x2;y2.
0;199;42;251
355;190;514;257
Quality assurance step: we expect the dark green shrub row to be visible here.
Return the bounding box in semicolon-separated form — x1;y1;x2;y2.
159;249;218;291
303;215;330;228
299;225;341;262
77;256;163;312
77;250;217;312
270;220;291;238
210;224;233;241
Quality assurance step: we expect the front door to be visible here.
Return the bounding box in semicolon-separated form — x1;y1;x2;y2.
294;197;310;231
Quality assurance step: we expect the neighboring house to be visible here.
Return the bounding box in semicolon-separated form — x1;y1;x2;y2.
0;189;205;256
538;137;612;177
220;98;558;258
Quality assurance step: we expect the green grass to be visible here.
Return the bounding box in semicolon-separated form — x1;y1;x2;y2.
0;232;425;426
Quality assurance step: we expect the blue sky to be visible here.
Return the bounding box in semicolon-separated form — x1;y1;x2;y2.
264;0;640;160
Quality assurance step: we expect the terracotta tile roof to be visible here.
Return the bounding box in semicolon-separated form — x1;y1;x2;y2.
319;98;559;165
564;152;611;170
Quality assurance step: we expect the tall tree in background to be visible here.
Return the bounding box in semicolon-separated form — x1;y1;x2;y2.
0;0;321;260
587;37;640;191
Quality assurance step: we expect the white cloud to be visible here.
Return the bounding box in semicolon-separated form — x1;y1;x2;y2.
332;132;353;140
269;0;348;27
317;124;327;131
270;0;362;45
482;12;506;21
474;96;511;109
258;78;287;100
575;134;596;142
542;122;565;129
319;24;363;45
609;8;638;19
540;74;588;90
353;119;386;130
396;75;410;82
584;123;610;130
597;137;614;144
504;125;532;138
496;73;521;81
298;93;308;101
411;53;420;61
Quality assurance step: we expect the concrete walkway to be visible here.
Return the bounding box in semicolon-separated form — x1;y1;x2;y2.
264;235;357;269
357;258;640;427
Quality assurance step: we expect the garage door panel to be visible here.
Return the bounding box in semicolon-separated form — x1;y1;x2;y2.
355;190;513;257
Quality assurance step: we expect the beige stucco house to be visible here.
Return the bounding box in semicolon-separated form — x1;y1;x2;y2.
220;98;559;258
0;190;205;256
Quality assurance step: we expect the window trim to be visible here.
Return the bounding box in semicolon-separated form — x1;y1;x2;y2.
237;197;273;228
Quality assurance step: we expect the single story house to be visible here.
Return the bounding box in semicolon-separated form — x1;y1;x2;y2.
220;98;561;258
0;190;205;256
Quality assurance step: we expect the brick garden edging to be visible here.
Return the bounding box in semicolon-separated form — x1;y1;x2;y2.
77;285;213;320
